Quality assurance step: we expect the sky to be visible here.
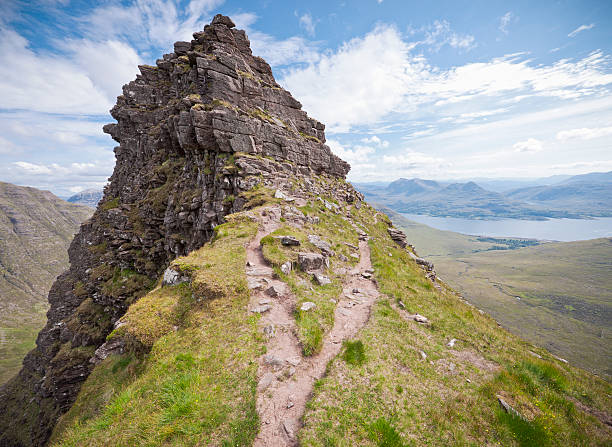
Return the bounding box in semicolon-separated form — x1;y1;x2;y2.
0;0;611;196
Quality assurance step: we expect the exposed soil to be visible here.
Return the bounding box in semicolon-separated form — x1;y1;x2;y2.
248;206;380;446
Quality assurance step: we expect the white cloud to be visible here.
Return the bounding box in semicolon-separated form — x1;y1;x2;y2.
415;20;476;52
82;0;223;49
422;51;612;105
298;12;316;37
60;39;142;101
281;25;425;132
513;138;543;153
382;151;447;171
282;20;612;133
327;139;375;164
361;136;389;147
0;28;115;114
499;12;515;35
556;126;612;141
0;136;16;154
249;32;320;66
568;23;595;38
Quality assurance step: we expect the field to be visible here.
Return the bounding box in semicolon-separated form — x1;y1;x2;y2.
388;210;612;382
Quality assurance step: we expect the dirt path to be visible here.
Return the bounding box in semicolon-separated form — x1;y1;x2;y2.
248;208;380;446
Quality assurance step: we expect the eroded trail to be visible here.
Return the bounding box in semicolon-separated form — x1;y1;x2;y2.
247;208;380;446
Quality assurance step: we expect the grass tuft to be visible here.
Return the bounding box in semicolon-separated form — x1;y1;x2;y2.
342;340;366;366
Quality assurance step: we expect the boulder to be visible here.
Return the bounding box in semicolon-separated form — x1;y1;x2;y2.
211;14;236;28
300;301;316;311
387;227;407;248
280;236;300;246
313;273;331;285
308;234;333;255
280;261;292;275
162;266;190;286
298;252;327;272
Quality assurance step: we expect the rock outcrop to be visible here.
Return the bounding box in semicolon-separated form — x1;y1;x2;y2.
0;14;356;447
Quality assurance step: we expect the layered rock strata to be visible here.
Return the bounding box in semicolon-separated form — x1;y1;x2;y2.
0;14;355;447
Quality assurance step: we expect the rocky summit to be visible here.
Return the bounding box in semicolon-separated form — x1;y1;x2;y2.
1;14;611;447
0;14;354;447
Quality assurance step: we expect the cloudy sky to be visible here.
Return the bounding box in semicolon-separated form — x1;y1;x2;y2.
0;0;611;196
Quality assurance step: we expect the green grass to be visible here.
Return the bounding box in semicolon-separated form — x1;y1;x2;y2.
50;213;264;446
342;340;366;366
388;210;612;381
298;202;612;446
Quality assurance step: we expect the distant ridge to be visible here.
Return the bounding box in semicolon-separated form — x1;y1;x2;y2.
67;189;103;208
359;172;612;219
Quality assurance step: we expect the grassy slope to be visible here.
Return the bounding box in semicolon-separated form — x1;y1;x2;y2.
49;190;611;446
300;204;612;446
51;213;264;446
387;211;612;381
0;182;92;384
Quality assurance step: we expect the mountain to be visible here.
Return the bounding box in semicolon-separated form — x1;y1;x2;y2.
1;15;610;447
0;182;93;384
561;171;612;184
386;178;440;195
362;177;559;219
360;173;612;219
387;209;612;381
505;171;612;217
66;189;103;208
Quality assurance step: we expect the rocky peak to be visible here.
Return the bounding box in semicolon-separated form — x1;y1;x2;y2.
0;15;356;447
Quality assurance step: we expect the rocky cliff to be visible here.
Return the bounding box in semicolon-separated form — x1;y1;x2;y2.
0;14;353;447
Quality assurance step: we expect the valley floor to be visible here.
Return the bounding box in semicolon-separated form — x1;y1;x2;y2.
389;210;612;382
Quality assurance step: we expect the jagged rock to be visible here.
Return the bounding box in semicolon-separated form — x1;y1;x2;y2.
162;266;190;286
387;227;407;248
212;13;235;27
0;13;360;446
300;301;316;311
248;277;268;290
90;337;125;365
447;338;457;348
308;234;333;255
298;252;327;272
280;236;300;246
313;273;331;285
413;314;429;324
409;251;434;272
497;395;526;421
263;354;285;368
338;253;348;262
251;304;272;314
265;285;282;297
280;261;292;275
275;189;294;201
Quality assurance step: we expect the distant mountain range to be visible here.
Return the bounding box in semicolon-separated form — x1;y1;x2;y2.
67;188;103;207
357;171;612;219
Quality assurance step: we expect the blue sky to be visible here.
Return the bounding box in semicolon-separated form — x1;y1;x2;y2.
0;0;611;196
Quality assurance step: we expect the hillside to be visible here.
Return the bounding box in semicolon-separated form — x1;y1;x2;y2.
0;183;92;384
1;15;610;447
359;173;612;219
388;210;612;381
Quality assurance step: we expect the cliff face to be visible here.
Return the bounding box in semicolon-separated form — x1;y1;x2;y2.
0;14;353;447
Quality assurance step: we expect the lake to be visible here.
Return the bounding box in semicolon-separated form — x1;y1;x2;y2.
401;214;612;242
